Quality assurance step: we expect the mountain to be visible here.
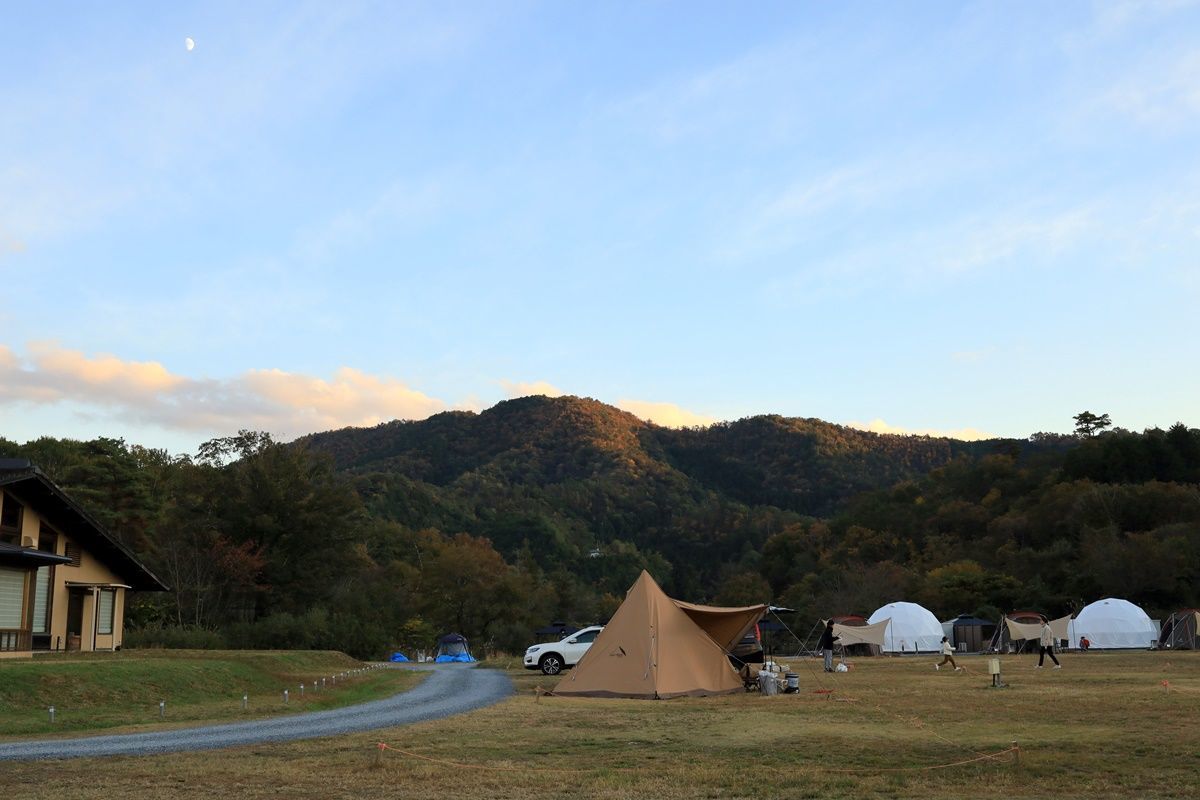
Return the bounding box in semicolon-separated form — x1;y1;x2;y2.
301;394;1023;515
297;396;1045;597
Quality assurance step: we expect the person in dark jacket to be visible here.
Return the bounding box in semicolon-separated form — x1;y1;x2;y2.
1036;622;1061;668
818;620;840;672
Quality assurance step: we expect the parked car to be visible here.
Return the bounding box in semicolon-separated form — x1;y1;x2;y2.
728;623;764;666
523;625;603;675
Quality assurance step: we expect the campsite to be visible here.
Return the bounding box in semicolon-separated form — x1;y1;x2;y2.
3;570;1200;797
6;3;1200;797
2;648;1198;798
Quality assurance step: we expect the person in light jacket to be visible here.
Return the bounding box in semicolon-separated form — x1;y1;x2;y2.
935;636;962;671
1036;622;1061;668
817;620;840;672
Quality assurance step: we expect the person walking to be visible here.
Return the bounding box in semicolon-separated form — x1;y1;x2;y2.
1036;621;1061;668
817;620;840;672
935;636;962;671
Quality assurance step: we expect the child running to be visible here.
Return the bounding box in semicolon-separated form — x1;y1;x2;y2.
935;636;962;671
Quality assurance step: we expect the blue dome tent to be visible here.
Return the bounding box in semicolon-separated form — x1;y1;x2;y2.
434;632;475;663
389;652;410;662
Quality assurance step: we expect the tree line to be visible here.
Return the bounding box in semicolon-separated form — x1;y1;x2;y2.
3;400;1198;658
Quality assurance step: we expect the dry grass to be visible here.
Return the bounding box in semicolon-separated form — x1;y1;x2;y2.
0;650;421;737
1;651;1197;799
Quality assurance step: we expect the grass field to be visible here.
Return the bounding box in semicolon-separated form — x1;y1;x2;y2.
0;650;422;737
1;650;1197;799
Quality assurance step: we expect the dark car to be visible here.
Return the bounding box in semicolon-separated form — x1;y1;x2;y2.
728;623;764;665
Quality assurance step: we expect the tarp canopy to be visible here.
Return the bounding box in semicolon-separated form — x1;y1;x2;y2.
672;599;767;652
1069;598;1157;649
867;602;943;652
833;619;890;648
1005;614;1072;642
554;571;761;699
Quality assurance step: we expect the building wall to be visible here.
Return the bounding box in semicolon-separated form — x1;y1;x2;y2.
2;491;128;653
47;534;126;652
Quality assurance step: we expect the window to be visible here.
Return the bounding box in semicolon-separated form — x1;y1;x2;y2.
97;589;115;635
37;525;58;553
0;568;25;629
0;494;21;545
64;541;82;567
573;629;599;644
31;567;51;634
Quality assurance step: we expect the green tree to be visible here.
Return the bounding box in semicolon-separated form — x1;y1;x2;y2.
1073;411;1112;438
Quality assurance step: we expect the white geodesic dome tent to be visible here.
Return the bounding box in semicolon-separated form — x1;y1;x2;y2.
867;601;944;653
1069;598;1157;650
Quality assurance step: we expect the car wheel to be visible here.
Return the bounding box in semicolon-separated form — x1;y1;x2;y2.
540;653;564;675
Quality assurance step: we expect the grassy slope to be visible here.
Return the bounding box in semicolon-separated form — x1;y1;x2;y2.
0;650;422;737
0;652;1196;799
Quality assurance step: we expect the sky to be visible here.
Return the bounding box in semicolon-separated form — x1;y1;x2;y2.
2;1;1199;456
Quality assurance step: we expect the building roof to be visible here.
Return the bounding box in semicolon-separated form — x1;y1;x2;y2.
0;540;74;567
0;461;168;591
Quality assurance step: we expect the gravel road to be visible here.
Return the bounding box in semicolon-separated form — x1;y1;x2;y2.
0;664;511;761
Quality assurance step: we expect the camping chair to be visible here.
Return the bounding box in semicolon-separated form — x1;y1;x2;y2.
739;663;763;691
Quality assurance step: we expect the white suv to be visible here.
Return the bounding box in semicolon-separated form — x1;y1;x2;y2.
523;626;603;675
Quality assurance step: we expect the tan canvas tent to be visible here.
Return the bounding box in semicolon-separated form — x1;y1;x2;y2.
554;571;766;699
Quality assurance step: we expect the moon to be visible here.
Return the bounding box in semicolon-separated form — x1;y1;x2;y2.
185;37;195;52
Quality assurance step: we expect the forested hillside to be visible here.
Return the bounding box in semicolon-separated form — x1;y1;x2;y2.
3;396;1197;659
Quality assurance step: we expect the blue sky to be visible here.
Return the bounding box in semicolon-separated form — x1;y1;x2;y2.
2;1;1198;455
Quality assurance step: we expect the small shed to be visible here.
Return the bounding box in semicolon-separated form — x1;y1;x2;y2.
947;614;996;653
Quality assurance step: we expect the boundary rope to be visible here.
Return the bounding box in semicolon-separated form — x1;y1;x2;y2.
371;741;1020;775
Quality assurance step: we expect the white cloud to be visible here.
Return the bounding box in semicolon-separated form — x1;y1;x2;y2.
0;342;447;440
616;399;716;428
1100;50;1200;132
941;209;1093;273
500;380;566;398
847;418;995;441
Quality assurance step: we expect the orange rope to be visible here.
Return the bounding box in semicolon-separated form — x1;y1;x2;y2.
823;746;1019;773
376;743;578;773
373;742;1019;775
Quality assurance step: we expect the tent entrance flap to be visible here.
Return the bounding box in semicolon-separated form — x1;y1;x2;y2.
672;600;768;651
